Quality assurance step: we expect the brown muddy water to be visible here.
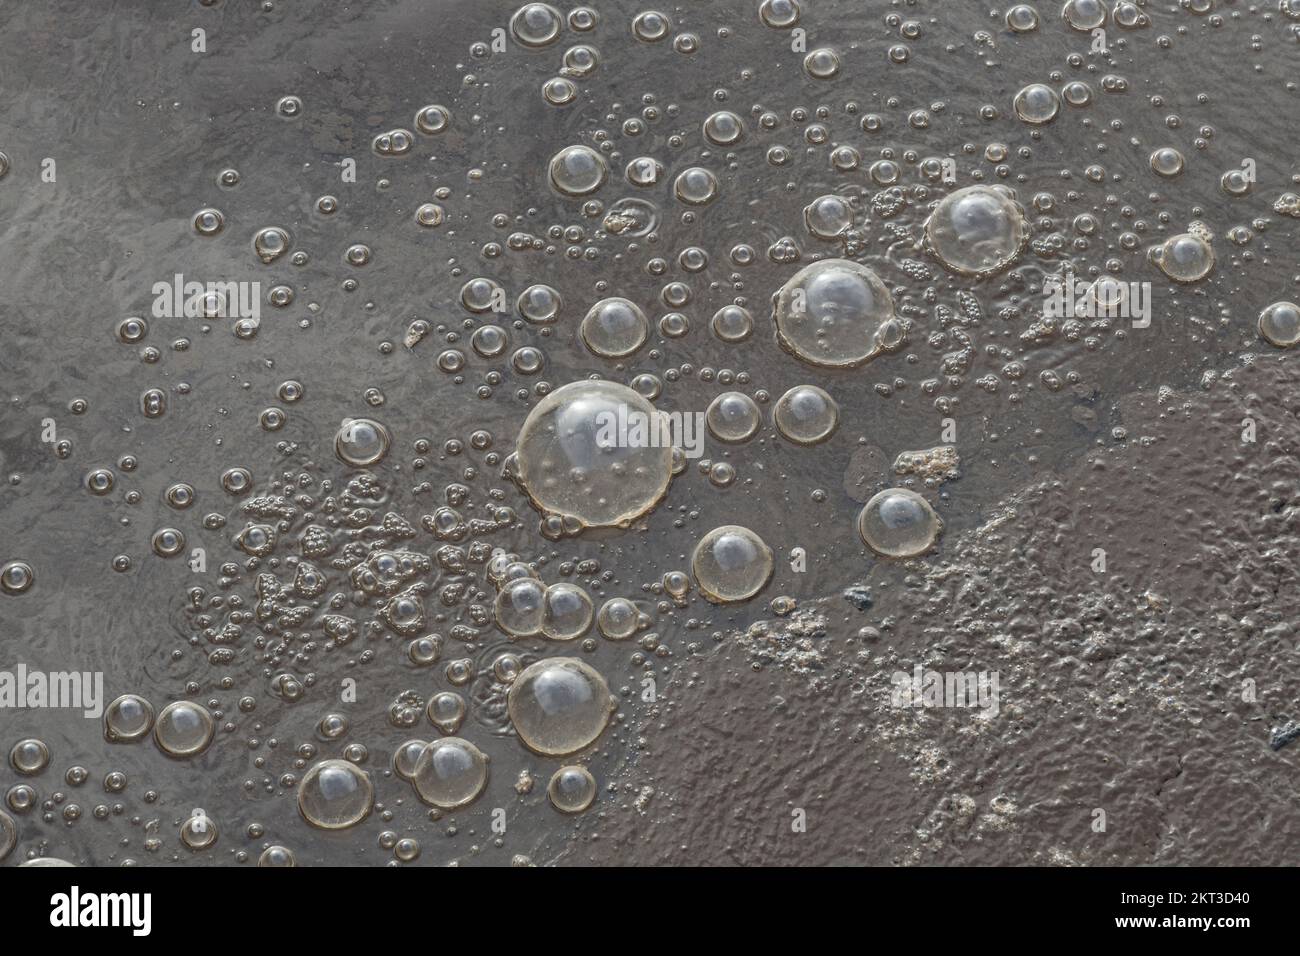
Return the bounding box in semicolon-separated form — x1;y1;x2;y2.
0;0;1298;867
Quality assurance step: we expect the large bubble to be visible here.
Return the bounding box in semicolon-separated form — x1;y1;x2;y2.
772;258;900;368
298;759;374;830
513;379;673;528
507;657;614;756
924;186;1027;277
412;738;489;809
691;525;774;603
858;488;942;558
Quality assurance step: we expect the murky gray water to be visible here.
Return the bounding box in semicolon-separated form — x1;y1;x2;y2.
1;0;1298;866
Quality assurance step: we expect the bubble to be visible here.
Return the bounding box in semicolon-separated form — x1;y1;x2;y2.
1013;83;1060;124
117;316;148;344
596;597;640;640
9;738;49;775
1;560;35;595
496;576;547;638
580;297;648;358
772;258;899;368
804;194;854;239
1005;4;1039;31
632;10;671;42
711;304;754;343
511;3;563;47
471;325;509;358
659;312;690;338
151;527;186;558
104;694;154;742
703;110;744;146
385;741;424;784
1062;80;1092;106
298;759;374;830
336;418;391;466
518;284;562;323
345;243;372;266
691;525;774;603
925;186;1027;277
542;583;594;640
259;845;296;867
625;156;664;187
542;76;577;106
1259;301;1300;348
569;6;598;30
253;226;291;264
515;379;672;528
0;809;14;861
549;145;608;196
428;692;467;734
193;208;224;236
416;203;445;227
1150;147;1185;178
153;701;215;758
275;94;302;117
759;0;801;29
508;657;613;756
548;765;597;813
858;488;942;558
372;128;414;156
415;104;450;134
1221;168;1253;196
706;391;762;443
411;738;488;809
803;47;840;79
774;385;839;445
1062;0;1107;31
181;812;218;850
1150;233;1215;283
0;151;9;179
673;166;719;206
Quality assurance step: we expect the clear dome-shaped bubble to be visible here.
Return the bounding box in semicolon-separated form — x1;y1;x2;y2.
706;391;762;443
1259;301;1300;348
542;582;594;640
925;186;1027;277
507;657;614;756
511;3;563;47
393;739;427;780
1062;0;1107;31
336;418;391;466
774;385;839;445
154;701;215;757
258;845;296;867
548;765;597;813
495;576;547;638
772;258;899;368
549;145;608;196
513;379;673;528
691;525;774;603
857;488;942;558
673;166;718;205
711;304;754;342
104;694;154;743
427;692;467;734
580;297;648;357
702;110;744;146
804;194;854;239
596;596;640;640
412;737;488;809
9;738;48;775
1013;83;1060;124
1150;233;1215;283
298;759;374;829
